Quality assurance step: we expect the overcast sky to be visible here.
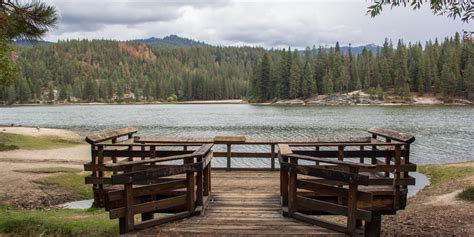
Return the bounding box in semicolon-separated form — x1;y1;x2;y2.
43;0;467;48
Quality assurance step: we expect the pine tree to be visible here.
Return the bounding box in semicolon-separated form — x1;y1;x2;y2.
417;52;426;94
323;71;334;95
289;57;301;98
259;53;271;101
393;40;409;95
301;61;313;98
464;59;474;100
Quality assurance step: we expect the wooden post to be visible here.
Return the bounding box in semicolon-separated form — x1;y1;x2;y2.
384;138;392;177
196;156;203;206
185;157;195;214
364;214;381;237
140;144;145;161
112;138;118;174
270;144;275;170
280;156;289;207
150;146;156;165
394;145;402;209
347;167;358;237
403;144;410;188
91;144;99;207
128;134;133;162
203;159;210;197
97;145;104;207
337;146;344;204
371;134;377;165
226;144;231;170
124;182;134;233
315;146;320;166
359;145;364;164
288;157;297;215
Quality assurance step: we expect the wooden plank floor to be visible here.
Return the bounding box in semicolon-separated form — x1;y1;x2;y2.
134;171;343;236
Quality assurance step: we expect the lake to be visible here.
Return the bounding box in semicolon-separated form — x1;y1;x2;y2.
1;104;473;165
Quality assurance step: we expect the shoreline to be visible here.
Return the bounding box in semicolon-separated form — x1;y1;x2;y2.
0;127;473;235
1;101;473;106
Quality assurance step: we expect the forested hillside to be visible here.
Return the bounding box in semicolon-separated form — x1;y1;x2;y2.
1;40;263;103
0;33;473;104
250;33;474;102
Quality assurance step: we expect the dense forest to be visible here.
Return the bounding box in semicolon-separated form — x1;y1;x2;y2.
249;33;474;102
0;34;473;104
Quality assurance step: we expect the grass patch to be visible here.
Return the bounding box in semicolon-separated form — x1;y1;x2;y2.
15;167;82;174
0;143;18;151
457;186;474;201
0;132;80;150
36;172;93;200
0;205;117;237
418;163;474;186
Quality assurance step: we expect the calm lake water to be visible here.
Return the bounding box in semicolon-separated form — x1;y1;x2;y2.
1;104;473;165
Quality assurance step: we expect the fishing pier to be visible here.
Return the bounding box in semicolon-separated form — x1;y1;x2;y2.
84;128;416;236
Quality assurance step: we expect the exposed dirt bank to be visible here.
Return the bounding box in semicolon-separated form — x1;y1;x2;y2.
0;127;88;208
273;92;473;106
382;162;474;236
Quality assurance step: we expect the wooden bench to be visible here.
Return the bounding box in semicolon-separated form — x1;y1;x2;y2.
278;128;416;237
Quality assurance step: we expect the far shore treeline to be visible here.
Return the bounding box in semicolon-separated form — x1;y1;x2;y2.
0;33;473;104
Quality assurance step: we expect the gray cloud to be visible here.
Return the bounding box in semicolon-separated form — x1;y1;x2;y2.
44;0;466;48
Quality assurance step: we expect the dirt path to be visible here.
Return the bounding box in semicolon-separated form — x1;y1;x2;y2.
0;126;84;142
382;163;474;236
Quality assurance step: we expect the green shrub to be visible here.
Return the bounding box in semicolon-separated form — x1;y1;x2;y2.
457;186;474;201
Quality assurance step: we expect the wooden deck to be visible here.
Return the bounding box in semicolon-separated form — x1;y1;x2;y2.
133;171;343;236
85;128;416;236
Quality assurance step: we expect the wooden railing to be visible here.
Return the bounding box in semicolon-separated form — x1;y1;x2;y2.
84;127;416;236
107;144;213;234
279;128;416;237
135;135;372;171
84;128;213;234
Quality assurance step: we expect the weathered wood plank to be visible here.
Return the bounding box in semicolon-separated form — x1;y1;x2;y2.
295;196;371;222
110;195;187;219
86;127;137;144
369;128;415;143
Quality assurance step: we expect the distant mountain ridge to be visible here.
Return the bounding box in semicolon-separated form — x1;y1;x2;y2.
12;39;52;46
337;44;380;55
129;35;208;47
12;34;380;54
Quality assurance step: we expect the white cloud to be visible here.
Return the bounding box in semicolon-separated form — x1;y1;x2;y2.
44;0;467;48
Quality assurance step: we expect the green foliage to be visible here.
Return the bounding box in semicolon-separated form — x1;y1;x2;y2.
367;0;473;23
248;33;473;102
0;39;18;87
418;163;474;186
0;206;117;237
351;93;360;104
166;94;178;102
375;85;384;100
0;132;79;150
1;33;473;103
36;172;93;200
0;0;58;87
402;83;412;101
457;186;474;202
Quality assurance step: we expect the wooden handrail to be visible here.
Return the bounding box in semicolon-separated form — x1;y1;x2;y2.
368;128;415;144
284;153;376;169
104;144;213;170
86;127;138;144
